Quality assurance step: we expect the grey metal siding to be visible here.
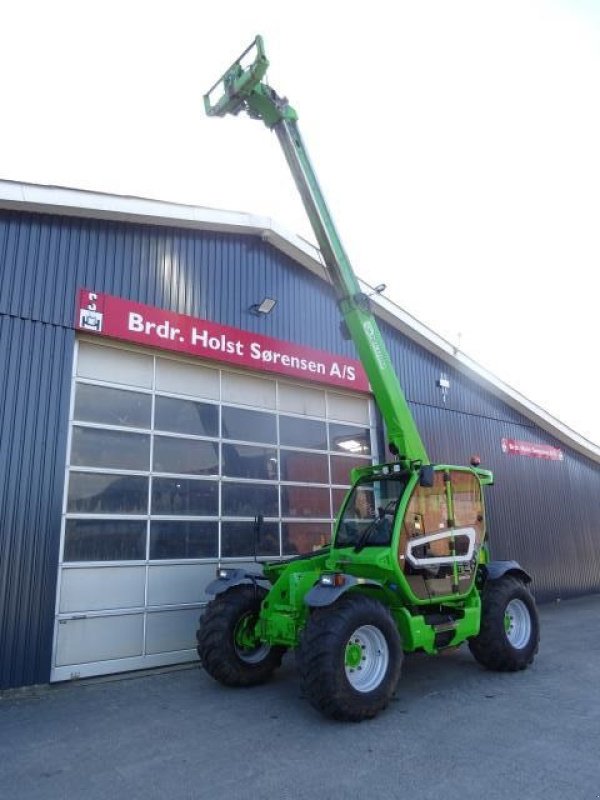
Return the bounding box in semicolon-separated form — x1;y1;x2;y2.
0;315;73;687
0;211;347;358
0;207;599;689
381;318;530;425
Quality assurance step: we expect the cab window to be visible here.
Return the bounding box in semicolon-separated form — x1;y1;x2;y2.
335;475;407;549
400;470;484;599
452;471;484;540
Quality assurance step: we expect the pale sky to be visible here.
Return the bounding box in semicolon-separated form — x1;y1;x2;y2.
1;0;599;447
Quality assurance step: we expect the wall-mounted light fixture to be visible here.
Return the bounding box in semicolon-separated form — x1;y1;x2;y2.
437;373;450;404
249;297;277;315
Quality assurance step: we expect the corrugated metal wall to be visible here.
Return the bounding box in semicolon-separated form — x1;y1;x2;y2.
0;317;73;688
1;208;599;689
0;211;347;354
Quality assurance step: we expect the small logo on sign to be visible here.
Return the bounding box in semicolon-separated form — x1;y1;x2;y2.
79;291;103;332
79;308;103;331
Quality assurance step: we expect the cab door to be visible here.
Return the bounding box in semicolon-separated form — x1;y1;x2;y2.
398;469;485;600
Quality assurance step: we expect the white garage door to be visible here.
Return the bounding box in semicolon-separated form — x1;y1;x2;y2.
52;339;377;681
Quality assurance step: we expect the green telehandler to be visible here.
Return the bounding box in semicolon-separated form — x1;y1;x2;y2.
196;36;540;721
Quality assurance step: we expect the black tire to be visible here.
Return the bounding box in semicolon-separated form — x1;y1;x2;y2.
298;594;402;722
469;575;540;671
196;585;285;687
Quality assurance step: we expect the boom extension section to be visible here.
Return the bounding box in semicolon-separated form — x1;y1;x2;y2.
204;36;428;468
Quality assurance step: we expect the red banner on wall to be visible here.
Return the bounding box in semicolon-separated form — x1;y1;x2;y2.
501;438;563;461
76;289;370;392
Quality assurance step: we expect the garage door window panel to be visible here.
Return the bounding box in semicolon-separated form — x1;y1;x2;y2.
77;342;152;387
281;485;330;518
222;483;279;517
222;406;277;444
154;396;219;438
71;427;150;471
283;522;331;555
155;358;219;399
221;521;280;558
153;436;219;476
280;450;328;483
222;443;278;480
151;477;218;516
64;519;147;562
150;521;218;559
67;472;148;514
327;393;370;425
74;384;152;429
330;454;371;485
278;383;326;417
329;423;371;455
279;416;327;450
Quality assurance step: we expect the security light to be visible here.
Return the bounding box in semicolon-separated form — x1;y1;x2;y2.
250;297;277;315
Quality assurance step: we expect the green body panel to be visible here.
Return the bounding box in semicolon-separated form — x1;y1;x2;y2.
392;595;481;653
251;463;488;652
257;551;330;646
255;553;482;654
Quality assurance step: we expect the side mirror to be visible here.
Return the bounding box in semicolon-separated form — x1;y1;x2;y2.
419;465;435;487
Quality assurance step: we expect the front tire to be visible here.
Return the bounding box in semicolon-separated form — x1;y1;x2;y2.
469;575;540;671
298;594;402;721
196;585;285;687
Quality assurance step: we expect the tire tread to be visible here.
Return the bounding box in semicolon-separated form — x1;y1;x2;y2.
196;585;284;687
469;575;540;671
298;594;402;721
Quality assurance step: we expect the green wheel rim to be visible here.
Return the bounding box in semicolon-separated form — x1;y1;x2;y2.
234;613;270;664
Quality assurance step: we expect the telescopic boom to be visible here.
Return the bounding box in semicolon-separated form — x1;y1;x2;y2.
204;36;429;468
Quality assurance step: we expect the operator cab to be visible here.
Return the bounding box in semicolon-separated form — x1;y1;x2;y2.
333;464;487;599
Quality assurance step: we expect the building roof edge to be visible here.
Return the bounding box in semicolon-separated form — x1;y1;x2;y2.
1;178;597;464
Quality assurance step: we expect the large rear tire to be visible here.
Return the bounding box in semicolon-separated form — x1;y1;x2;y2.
196;585;285;687
469;575;540;671
298;594;402;721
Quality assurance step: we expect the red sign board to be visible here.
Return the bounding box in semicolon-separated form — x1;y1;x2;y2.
501;438;563;461
76;289;369;392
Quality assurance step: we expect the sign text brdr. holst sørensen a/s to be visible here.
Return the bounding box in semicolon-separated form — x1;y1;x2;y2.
76;289;369;392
